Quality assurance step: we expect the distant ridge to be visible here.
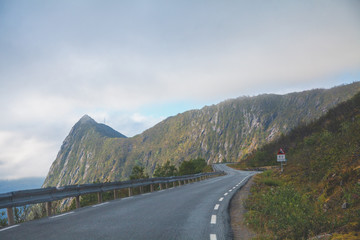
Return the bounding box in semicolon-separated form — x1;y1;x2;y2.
0;177;44;194
43;82;360;187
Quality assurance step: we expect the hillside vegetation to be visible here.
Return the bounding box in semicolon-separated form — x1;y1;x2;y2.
43;83;360;187
239;91;360;239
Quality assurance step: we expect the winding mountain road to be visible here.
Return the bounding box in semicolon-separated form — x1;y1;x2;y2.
0;164;256;240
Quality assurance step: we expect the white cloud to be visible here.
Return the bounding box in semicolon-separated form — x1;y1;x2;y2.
0;131;57;180
0;0;359;179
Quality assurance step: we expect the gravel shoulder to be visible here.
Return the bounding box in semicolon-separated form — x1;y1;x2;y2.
230;177;257;240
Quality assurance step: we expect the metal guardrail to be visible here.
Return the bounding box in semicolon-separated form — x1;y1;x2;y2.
0;171;224;226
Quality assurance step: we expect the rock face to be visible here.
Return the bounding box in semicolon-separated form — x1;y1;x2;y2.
43;115;126;187
43;83;360;187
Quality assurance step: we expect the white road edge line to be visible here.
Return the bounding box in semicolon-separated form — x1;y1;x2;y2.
210;215;217;224
92;202;109;208
239;176;250;185
214;204;220;210
210;234;217;240
219;197;224;202
0;224;19;232
50;211;74;219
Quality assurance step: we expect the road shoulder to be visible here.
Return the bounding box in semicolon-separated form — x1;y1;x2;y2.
230;177;257;240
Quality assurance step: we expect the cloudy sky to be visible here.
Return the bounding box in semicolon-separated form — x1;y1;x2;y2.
0;0;359;180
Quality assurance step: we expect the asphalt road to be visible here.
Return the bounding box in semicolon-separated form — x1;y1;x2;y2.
0;164;256;240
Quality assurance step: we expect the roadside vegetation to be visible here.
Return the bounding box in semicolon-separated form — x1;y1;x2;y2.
0;206;30;227
239;92;360;239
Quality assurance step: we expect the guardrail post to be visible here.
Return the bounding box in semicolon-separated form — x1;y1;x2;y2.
165;182;169;189
128;187;133;197
159;183;163;190
172;181;175;188
150;184;154;192
46;201;52;216
6;207;14;226
178;180;181;186
76;196;80;208
140;186;144;194
113;190;117;199
97;192;102;203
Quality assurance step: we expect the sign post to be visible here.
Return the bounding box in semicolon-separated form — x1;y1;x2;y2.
277;148;286;172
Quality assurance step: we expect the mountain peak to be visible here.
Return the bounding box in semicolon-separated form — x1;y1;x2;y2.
79;114;95;124
75;115;126;139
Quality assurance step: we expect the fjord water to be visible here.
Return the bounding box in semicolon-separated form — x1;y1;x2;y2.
0;177;44;220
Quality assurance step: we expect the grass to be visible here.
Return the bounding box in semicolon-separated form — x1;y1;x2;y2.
245;170;334;240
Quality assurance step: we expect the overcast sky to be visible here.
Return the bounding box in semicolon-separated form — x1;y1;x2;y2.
0;0;359;180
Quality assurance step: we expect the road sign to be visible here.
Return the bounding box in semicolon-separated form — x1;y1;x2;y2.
277;148;286;172
277;154;286;162
277;148;286;162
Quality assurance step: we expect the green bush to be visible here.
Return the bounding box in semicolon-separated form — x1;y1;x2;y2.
129;165;149;180
153;161;177;177
178;158;207;175
259;177;282;187
246;184;328;239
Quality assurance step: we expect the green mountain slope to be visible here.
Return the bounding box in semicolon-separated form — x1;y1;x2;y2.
241;91;360;238
43;82;360;187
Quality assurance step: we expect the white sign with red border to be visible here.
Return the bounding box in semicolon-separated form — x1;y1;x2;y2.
277;148;286;162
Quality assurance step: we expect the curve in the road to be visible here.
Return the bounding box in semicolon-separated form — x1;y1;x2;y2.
0;164;257;240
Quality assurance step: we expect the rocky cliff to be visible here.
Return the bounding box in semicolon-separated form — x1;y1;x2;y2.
43;82;360;187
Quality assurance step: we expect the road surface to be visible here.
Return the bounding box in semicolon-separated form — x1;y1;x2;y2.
0;164;256;240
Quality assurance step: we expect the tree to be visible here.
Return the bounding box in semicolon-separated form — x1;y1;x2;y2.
153;161;177;177
129;165;149;180
178;158;207;175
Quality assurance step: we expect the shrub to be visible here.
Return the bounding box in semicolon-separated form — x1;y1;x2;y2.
246;179;329;239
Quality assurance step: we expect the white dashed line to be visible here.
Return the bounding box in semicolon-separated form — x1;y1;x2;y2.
232;187;236;189
210;215;217;224
0;224;19;232
229;189;232;192
224;192;228;196
219;197;224;202
92;202;109;208
210;234;217;240
214;204;220;210
50;211;74;219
